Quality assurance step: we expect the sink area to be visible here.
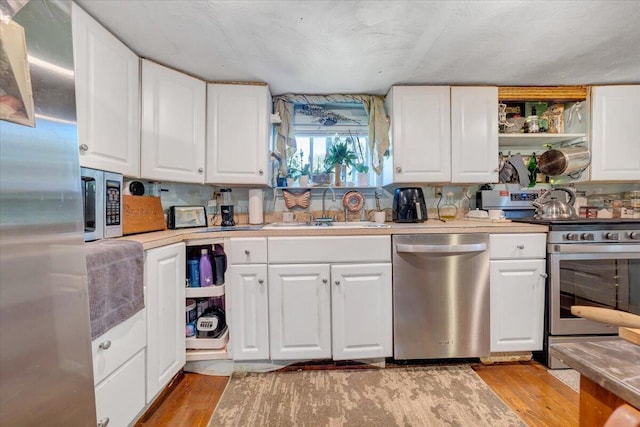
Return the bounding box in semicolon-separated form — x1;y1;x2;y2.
192;225;264;233
263;221;390;230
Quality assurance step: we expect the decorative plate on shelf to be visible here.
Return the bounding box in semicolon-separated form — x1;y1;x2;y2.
342;190;365;213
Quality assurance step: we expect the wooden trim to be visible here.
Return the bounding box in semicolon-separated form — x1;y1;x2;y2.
499;86;588;102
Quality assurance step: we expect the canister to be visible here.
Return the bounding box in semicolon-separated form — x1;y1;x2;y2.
538;147;590;176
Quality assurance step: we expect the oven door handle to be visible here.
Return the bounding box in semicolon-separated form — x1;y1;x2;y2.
549;244;640;254
396;243;487;254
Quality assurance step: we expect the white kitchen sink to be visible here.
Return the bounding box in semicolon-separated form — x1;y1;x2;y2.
263;221;390;230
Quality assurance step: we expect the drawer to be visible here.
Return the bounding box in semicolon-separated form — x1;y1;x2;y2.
268;236;391;263
95;349;146;427
490;233;546;259
92;309;146;385
228;237;267;264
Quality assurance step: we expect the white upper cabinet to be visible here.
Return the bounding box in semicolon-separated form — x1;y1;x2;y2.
141;60;206;183
383;86;451;184
383;86;498;185
451;87;499;183
591;85;640;181
72;3;140;176
206;84;272;186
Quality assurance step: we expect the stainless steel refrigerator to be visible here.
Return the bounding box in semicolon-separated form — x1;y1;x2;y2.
0;0;97;425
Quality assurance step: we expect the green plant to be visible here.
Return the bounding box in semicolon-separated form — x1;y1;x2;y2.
299;163;311;176
323;139;357;173
352;163;369;174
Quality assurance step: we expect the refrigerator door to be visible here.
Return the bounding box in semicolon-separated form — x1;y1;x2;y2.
0;1;97;425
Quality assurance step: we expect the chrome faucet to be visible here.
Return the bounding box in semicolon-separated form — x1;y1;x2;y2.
321;187;336;220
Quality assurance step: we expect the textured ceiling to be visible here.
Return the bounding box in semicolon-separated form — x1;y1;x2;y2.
76;0;640;95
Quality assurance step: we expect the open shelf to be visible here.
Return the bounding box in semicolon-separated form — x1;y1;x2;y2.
186;327;229;350
498;133;586;146
185;284;225;298
185;347;229;362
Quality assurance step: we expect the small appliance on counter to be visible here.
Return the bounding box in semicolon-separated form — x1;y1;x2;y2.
167;205;207;229
196;306;227;339
219;188;236;227
393;187;427;222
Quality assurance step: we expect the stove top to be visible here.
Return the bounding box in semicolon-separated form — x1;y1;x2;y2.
512;218;640;229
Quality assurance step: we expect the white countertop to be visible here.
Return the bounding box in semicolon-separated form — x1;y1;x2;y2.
119;220;548;250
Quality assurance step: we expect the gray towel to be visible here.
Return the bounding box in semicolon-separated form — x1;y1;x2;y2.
85;240;144;339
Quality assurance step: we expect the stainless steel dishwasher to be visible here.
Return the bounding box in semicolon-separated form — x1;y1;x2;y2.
393;233;490;359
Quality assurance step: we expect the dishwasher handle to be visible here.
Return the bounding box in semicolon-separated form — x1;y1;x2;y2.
396;242;487;254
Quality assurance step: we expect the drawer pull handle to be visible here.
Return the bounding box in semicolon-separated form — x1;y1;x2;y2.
517;245;525;249
98;340;111;350
97;417;110;427
259;169;264;175
335;280;341;286
258;279;264;285
322;279;328;284
245;250;250;255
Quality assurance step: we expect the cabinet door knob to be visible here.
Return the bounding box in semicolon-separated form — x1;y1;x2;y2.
517;244;524;249
97;417;110;427
198;168;204;173
540;273;548;278
98;340;111;350
258;169;264;175
79;144;88;152
244;250;250;255
258;279;264;285
322;279;328;284
493;167;500;172
335;280;340;286
395;166;402;173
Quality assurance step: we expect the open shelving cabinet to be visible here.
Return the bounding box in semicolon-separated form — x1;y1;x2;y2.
184;237;230;362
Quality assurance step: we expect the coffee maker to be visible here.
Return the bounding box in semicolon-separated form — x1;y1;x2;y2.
219;188;235;227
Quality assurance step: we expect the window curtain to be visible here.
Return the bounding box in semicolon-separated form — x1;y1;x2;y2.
273;94;390;176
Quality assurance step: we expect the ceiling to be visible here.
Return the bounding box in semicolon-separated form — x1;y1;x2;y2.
76;0;640;96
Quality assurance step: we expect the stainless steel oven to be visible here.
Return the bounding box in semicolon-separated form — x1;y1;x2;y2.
545;223;640;368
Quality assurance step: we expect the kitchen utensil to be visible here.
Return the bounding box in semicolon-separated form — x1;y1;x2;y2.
532;188;578;220
342;190;364;213
571;306;640;345
508;154;530;187
538;147;590;177
123;195;166;234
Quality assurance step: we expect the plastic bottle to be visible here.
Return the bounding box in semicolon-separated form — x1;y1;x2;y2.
199;248;214;287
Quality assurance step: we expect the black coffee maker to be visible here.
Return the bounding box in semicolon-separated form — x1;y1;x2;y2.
219;188;235;227
393;187;427;222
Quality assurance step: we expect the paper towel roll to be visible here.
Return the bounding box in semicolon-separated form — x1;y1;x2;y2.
248;189;264;224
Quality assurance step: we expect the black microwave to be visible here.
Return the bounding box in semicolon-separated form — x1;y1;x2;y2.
81;167;123;241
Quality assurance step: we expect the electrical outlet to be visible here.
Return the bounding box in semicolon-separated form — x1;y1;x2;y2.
434;186;443;197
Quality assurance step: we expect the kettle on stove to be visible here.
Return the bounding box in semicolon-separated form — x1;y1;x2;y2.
533;188;579;220
393;187;427;222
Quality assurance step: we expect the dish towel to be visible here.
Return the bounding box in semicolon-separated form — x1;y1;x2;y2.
85;239;144;339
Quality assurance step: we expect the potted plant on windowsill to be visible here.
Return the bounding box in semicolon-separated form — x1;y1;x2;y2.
352;162;370;187
324;140;357;187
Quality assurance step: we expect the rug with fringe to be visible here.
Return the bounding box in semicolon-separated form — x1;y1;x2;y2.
209;365;525;426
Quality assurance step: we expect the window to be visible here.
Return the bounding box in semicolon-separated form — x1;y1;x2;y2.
290;103;371;186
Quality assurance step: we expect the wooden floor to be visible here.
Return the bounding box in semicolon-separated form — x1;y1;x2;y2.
136;360;579;426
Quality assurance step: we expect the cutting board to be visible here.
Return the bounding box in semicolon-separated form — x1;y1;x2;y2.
123;195;166;235
571;306;640;345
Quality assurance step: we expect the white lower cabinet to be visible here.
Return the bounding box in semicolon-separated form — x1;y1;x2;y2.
92;310;146;427
331;263;392;360
266;236;392;361
489;234;546;352
95;349;146;427
228;263;270;360
145;242;186;403
268;263;332;360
